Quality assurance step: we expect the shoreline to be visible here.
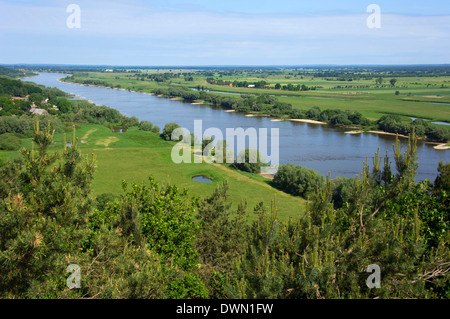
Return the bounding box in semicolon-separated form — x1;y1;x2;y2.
366;130;410;139
290;119;327;125
434;143;450;150
55;77;449;149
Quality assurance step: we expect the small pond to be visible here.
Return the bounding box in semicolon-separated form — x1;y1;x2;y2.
111;127;128;133
192;175;214;183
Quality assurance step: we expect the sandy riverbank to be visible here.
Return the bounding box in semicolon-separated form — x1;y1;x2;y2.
434;143;450;150
366;130;410;139
290;119;327;125
54;78;449;150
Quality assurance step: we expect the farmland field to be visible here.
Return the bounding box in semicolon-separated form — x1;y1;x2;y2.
62;68;450;124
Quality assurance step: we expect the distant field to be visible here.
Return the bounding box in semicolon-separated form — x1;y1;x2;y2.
63;71;450;123
0;123;306;222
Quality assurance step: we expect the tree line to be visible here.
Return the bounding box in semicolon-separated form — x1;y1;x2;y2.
0;122;448;298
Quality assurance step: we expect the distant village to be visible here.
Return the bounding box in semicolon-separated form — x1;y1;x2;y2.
8;94;59;115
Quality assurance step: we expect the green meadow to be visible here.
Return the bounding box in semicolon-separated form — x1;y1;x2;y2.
64;70;450;124
0;123;306;222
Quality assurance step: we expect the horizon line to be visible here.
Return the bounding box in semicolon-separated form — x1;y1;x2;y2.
2;63;450;68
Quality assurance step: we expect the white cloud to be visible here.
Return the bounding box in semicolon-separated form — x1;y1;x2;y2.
0;0;449;64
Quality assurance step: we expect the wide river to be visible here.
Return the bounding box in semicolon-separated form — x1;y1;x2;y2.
23;73;449;182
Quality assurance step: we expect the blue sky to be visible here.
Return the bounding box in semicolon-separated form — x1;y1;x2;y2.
0;0;449;66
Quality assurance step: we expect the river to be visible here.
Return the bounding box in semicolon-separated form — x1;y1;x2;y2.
22;73;449;182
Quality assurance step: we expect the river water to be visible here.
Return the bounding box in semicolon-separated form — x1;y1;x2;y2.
22;73;449;182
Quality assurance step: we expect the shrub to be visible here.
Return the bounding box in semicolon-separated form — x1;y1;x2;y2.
151;125;160;134
231;148;267;174
0;133;22;150
139;121;154;131
273;163;325;198
162;123;181;141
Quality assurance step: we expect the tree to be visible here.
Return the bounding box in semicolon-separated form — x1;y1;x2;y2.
273;163;325;198
232;148;267;174
0;121;95;297
113;177;200;270
306;107;321;119
122;116;139;128
231;134;450;299
0;133;22;150
162;122;181;141
151;125;160;134
195;181;249;295
139;120;154;131
390;78;398;87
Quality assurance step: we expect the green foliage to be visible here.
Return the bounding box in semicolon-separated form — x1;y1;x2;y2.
151;125;160;134
166;273;209;299
0;115;64;136
425;125;450;142
231;135;449;299
0;66;35;79
0;119;210;298
0;133;22;150
331;176;357;209
0;120;95;297
113;177;200;270
162;122;181;141
139;120;154;131
273;163;325;198
434;161;450;193
195;182;249;272
231;148;267;174
377;115;449;142
63;100;136;127
95;192;119;211
0;76;42;96
121;116;139;129
0;111;448;299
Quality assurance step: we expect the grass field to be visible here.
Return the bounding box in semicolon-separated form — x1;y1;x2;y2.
63;71;450;123
0;123;306;222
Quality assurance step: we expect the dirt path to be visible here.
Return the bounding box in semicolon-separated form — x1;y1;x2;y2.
81;129;98;144
96;136;119;147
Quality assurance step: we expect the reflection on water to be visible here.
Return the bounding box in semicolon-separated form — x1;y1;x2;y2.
192;175;214;183
23;73;449;182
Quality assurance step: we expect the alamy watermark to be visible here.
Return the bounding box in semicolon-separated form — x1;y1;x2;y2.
66;4;81;29
366;264;381;288
66;264;81;289
367;4;381;29
170;120;279;172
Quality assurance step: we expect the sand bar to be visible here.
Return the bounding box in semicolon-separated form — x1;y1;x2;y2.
290;119;327;125
434;144;450;150
367;131;409;139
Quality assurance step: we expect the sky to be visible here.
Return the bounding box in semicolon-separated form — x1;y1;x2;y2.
0;0;449;66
